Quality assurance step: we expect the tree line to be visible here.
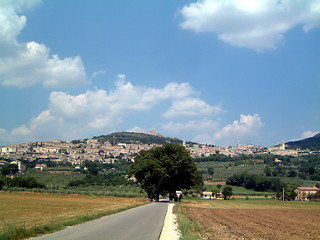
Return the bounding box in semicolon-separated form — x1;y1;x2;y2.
0;175;46;190
226;172;283;192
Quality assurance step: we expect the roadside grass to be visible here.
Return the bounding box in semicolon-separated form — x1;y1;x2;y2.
175;204;201;240
0;191;147;240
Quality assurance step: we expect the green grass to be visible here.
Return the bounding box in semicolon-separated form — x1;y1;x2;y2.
175;204;201;240
230;186;274;195
204;184;274;196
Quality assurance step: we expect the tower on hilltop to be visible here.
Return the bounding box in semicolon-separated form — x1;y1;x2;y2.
146;128;163;137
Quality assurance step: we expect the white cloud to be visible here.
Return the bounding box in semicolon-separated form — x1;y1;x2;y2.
90;70;107;79
301;131;319;139
163;98;223;119
292;130;319;141
2;80;205;144
192;133;217;145
0;0;87;87
179;0;320;51
127;126;146;133
213;114;263;143
162;114;263;146
162;118;219;133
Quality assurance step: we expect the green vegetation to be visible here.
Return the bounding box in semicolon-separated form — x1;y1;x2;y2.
222;185;233;200
286;133;320;151
93;131;184;145
197;161;265;180
226;172;283;192
0;158;145;197
195;153;320;197
0;164;18;175
22;170;85;188
0;175;45;190
129;143;202;201
175;204;201;240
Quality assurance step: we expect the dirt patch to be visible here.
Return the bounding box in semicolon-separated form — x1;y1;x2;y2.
184;207;320;240
204;181;226;185
234;195;270;199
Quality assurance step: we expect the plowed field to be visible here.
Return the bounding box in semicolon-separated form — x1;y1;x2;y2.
182;199;320;240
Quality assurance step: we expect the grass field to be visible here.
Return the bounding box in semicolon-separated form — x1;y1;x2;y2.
178;198;320;240
204;183;275;196
0;191;146;239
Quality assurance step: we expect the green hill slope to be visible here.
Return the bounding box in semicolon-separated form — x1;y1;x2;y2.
93;132;184;145
286;133;320;150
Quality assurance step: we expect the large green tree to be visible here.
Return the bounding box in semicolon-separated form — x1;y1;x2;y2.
128;143;202;201
222;185;233;200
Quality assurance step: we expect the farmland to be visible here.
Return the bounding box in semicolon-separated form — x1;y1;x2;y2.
179;198;320;240
197;161;266;180
0;191;146;239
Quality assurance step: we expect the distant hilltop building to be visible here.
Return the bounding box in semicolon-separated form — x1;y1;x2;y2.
146;128;163;137
267;140;300;156
237;141;255;150
268;140;286;151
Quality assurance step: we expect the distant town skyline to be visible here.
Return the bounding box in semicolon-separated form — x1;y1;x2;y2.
0;0;319;147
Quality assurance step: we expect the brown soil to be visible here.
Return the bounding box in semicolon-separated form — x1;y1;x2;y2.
184;207;320;240
204;181;226;185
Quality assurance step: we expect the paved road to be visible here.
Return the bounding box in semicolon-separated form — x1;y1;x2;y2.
32;203;168;240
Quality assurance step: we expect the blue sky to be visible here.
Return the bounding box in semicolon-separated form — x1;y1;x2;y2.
0;0;319;147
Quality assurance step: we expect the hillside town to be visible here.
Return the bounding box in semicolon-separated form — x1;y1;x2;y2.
0;130;312;168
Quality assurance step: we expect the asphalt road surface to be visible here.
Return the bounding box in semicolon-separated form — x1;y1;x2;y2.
32;202;168;240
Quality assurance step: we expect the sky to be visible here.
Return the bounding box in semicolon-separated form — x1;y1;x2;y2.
0;0;319;147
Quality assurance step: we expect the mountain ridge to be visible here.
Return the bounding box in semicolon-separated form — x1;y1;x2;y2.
286;133;320;150
92;131;190;145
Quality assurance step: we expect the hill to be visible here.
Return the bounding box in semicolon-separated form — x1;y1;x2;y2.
286;133;320;151
92;131;186;145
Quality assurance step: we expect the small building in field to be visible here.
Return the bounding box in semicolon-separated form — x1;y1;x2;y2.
202;191;213;199
202;191;223;199
295;187;319;201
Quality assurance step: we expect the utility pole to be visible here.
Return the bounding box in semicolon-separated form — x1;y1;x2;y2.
283;188;285;201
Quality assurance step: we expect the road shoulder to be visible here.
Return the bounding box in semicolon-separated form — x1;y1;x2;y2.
159;204;181;240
